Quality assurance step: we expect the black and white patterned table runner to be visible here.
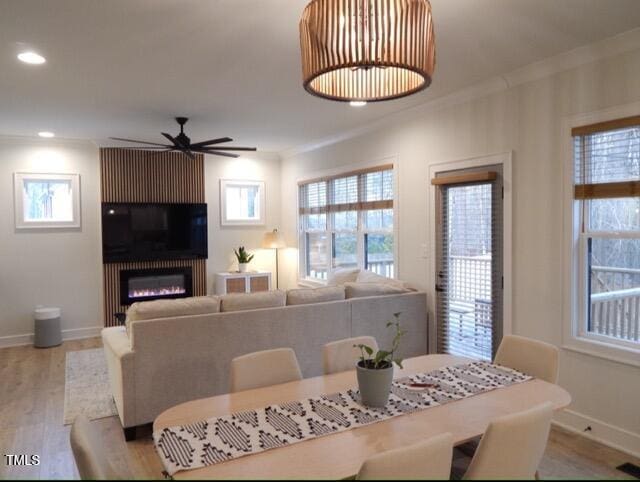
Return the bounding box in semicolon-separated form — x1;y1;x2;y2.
153;362;532;475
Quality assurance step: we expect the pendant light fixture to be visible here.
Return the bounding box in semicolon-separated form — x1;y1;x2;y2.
299;0;436;103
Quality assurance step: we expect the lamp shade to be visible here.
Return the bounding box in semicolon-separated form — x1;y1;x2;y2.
262;229;286;249
299;0;436;102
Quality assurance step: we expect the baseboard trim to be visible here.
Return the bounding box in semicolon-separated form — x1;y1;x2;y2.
553;409;640;460
0;326;103;348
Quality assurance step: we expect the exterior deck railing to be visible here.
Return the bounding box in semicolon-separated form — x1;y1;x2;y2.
590;265;640;342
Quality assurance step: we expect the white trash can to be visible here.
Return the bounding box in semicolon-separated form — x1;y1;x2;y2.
34;307;62;348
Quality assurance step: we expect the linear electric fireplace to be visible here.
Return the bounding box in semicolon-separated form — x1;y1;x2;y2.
120;267;193;305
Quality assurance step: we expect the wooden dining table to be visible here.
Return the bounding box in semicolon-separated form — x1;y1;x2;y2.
153;354;571;480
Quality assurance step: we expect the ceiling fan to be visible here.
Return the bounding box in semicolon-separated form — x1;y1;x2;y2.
109;117;256;159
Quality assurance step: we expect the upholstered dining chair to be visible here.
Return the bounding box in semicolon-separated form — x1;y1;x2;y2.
230;347;303;392
457;335;558;461
356;432;454;480
460;402;553;480
70;415;125;480
322;336;379;375
494;334;559;383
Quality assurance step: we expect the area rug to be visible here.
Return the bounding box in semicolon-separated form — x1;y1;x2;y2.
63;348;118;425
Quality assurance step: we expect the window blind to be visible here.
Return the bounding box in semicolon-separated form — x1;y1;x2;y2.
299;165;394;215
573;116;640;200
436;178;502;362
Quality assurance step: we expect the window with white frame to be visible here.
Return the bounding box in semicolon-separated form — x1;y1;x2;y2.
13;172;81;229
572;117;640;349
298;165;395;281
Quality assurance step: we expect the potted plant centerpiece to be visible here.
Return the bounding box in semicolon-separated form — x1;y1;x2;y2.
355;312;406;407
234;246;254;273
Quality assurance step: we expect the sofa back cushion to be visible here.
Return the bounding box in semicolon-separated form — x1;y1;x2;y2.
221;290;286;312
356;270;410;289
127;296;219;321
126;296;220;333
286;286;346;306
344;282;410;299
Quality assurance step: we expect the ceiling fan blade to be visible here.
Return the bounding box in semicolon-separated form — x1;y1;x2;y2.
190;137;233;148
192;148;239;158
182;150;196;160
202;146;257;151
161;132;178;146
109;137;169;147
108;146;172;150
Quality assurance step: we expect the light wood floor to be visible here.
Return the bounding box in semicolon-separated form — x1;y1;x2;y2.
1;338;638;480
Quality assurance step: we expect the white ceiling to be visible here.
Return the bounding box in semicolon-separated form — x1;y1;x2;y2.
1;0;640;153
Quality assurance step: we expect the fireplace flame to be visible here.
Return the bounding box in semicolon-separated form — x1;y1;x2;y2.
129;286;186;298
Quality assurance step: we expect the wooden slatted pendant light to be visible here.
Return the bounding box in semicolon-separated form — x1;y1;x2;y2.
300;0;436;103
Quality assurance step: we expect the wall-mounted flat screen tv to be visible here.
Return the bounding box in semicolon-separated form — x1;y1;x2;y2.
102;203;208;263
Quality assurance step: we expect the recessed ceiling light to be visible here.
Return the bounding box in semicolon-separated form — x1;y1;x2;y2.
350;101;367;107
18;51;46;65
38;131;55;138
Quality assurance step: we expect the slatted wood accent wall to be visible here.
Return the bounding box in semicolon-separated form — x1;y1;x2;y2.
100;148;204;203
100;148;207;326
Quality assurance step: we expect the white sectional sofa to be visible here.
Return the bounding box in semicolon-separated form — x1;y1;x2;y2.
101;285;428;440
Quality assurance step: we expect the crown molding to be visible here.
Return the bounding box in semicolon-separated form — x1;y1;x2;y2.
504;26;640;88
280;27;640;160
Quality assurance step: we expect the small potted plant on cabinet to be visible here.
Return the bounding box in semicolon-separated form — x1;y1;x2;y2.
354;312;406;407
234;246;254;273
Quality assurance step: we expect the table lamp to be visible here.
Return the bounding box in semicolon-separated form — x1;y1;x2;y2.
262;229;286;289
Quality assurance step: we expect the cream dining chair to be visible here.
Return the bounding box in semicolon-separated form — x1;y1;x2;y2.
458;334;559;460
322;336;379;375
230;347;303;392
357;432;454;480
462;402;553;480
494;335;559;383
70;415;126;480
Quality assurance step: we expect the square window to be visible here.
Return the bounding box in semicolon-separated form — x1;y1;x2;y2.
14;173;80;229
220;180;265;225
23;179;73;222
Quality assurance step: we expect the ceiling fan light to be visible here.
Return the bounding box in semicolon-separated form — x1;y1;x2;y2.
300;0;436;103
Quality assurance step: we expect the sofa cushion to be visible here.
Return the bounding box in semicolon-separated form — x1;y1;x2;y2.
344;282;410;299
220;290;286;312
327;267;360;286
286;286;346;306
356;270;409;289
126;296;220;333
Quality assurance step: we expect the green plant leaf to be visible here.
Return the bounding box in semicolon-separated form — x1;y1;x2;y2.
374;350;390;364
363;345;374;356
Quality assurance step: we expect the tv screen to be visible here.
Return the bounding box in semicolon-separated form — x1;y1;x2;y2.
102;203;208;263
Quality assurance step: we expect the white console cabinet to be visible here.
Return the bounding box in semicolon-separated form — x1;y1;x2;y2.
215;271;272;295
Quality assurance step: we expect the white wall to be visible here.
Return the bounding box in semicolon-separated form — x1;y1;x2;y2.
280;49;640;454
0;137;103;345
204;152;282;292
